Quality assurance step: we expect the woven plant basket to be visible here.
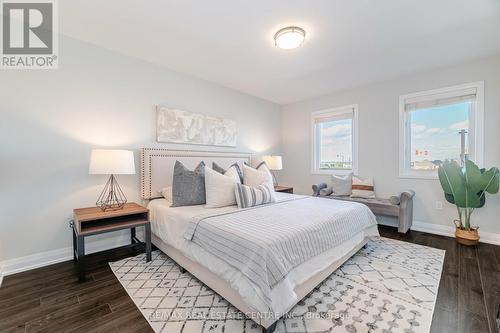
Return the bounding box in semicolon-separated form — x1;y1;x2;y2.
454;222;480;246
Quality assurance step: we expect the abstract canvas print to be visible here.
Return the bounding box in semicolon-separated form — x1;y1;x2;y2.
156;106;237;147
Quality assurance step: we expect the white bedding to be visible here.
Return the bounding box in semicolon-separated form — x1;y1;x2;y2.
148;193;379;314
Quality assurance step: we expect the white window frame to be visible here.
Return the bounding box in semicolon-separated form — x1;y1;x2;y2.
311;104;359;175
399;81;484;179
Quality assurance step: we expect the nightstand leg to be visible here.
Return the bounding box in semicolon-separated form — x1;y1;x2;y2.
131;227;136;244
145;223;152;262
77;236;85;282
72;228;77;262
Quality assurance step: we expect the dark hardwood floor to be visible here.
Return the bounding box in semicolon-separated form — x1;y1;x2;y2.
0;226;498;333
380;226;498;333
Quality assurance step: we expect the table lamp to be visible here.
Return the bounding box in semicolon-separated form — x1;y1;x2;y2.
89;149;136;211
263;155;283;186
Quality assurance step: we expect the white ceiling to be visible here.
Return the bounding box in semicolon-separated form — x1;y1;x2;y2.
61;0;500;105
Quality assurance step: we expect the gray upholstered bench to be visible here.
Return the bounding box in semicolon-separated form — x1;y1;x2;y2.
312;183;415;234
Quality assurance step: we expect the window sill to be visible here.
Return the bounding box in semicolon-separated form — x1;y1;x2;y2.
399;172;439;180
312;169;356;176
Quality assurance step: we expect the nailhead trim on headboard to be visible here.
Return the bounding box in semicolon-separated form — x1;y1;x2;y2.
140;148;252;200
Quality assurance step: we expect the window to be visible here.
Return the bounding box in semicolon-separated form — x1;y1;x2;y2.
312;105;358;174
399;82;484;179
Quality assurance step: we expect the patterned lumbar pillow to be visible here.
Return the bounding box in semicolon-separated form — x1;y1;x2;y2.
212;162;243;183
330;173;353;196
350;176;376;199
171;161;206;207
205;166;240;208
242;162;274;190
234;183;276;208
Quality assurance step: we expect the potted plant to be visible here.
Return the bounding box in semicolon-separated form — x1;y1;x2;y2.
438;160;499;245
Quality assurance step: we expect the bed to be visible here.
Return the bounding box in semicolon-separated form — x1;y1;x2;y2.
140;148;379;332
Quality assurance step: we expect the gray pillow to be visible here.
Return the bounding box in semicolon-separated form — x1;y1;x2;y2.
244;161;267;169
171;161;206;207
330;173;353;196
319;186;333;196
389;193;401;205
212;162;243;183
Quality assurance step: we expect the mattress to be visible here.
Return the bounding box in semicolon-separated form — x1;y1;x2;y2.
148;193;379;314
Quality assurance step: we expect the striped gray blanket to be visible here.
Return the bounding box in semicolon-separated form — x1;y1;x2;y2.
184;196;377;311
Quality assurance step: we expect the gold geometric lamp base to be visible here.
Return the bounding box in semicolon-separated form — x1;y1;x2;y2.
96;174;127;211
89;149;136;211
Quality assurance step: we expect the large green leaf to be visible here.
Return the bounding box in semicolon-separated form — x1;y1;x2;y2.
465;160;482;193
479;167;500;194
478;190;486;208
438;159;499;210
444;192;455;205
454;185;481;208
438;160;465;196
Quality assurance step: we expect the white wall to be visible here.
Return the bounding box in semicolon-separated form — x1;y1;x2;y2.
0;36;281;267
281;55;500;235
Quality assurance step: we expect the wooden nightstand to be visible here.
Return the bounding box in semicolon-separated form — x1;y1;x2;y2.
274;185;294;194
72;202;151;282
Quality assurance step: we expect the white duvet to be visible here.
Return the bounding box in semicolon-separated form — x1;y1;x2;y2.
148;193;379;315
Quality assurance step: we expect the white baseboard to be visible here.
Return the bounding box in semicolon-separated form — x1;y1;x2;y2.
411;220;500;245
0;230;144;287
411;221;456;237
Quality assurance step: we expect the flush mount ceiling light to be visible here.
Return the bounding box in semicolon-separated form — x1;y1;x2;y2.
274;26;306;49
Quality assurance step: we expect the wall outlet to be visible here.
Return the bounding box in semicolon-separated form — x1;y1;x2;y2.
435;201;443;210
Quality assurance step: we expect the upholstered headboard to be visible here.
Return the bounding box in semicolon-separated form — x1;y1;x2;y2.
140;148;252;200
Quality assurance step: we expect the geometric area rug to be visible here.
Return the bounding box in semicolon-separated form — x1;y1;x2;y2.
110;237;445;333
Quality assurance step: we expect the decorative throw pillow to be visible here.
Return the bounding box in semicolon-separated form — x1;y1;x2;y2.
212;162;244;183
204;166;240;208
171;161;206;207
389;194;400;205
319;186;333;196
330;173;353;196
351;176;376;199
160;186;173;202
242;163;274;190
234;183;276;209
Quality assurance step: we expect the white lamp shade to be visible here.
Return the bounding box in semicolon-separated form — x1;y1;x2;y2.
89;149;136;175
263;155;283;170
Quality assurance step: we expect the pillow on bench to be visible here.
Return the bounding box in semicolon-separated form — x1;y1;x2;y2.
332;173;352;196
320;173;353;197
351;176;375;199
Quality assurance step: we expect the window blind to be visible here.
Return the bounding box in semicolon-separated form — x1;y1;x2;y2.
405;87;476;111
313;108;354;124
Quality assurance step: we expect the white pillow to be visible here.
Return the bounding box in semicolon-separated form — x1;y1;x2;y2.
160;186;173;202
204;166;240;208
223;165;242;183
330;173;353;196
242;164;274;190
234;183;276;208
